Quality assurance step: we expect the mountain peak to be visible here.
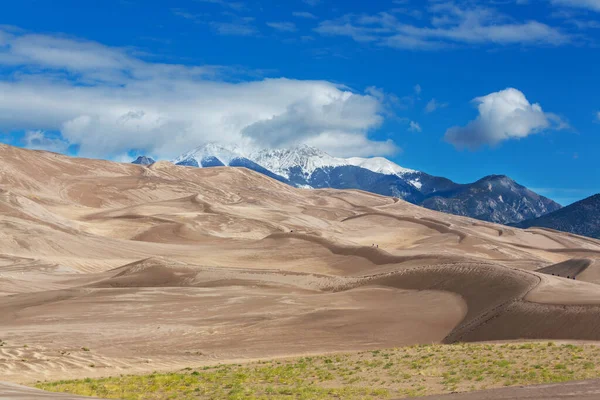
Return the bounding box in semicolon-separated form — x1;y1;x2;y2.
173;142;245;166
479;174;511;182
292;143;328;155
475;174;519;189
250;145;345;178
346;157;416;176
132;156;155;165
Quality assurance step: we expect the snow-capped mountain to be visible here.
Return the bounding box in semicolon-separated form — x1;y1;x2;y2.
173;143;245;168
250;146;349;180
147;142;562;224
346;157;416;178
173;143;421;185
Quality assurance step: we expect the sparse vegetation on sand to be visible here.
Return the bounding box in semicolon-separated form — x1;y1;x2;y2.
36;342;600;399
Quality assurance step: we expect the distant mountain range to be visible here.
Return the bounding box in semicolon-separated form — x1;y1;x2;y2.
513;194;600;239
133;143;562;224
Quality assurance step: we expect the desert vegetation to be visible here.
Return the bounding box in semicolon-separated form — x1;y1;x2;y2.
37;342;600;399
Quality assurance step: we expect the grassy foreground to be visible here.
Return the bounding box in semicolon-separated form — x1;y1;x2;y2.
36;342;600;399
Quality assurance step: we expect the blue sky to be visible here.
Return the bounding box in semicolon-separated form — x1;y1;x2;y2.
1;0;599;205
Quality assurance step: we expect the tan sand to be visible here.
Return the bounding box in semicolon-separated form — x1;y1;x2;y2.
1;144;600;386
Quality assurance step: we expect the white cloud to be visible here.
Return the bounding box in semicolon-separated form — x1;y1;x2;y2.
242;89;383;147
444;88;566;150
414;84;422;95
266;22;297;32
596;111;600;121
0;29;217;83
408;121;422;132
0;27;396;159
316;6;570;49
552;0;600;11
22;130;70;153
304;132;399;157
425;98;448;113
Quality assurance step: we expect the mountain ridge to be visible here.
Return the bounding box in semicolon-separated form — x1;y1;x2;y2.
513;194;600;239
137;142;562;224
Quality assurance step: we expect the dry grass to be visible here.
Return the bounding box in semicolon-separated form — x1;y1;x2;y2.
35;342;600;399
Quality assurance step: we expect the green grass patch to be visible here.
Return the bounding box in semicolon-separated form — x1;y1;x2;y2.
35;342;600;399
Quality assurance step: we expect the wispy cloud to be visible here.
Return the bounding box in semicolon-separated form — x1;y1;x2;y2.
303;0;321;6
409;121;422;132
266;22;298;32
425;98;448;113
22;130;71;153
292;11;318;19
549;7;600;30
195;0;245;11
315;4;571;50
211;21;257;36
172;7;257;36
171;8;207;22
551;0;600;12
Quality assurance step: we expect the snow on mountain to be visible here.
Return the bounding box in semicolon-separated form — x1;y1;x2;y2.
173;142;416;182
250;145;348;179
173;143;246;167
345;157;416;177
164;142;562;224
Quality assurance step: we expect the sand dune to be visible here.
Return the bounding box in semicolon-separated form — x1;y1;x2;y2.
2;144;600;385
535;258;591;279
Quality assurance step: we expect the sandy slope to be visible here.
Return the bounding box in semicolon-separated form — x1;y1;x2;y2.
414;379;600;399
2;144;600;384
0;382;103;399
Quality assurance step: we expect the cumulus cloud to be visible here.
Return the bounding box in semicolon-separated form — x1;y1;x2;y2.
304;132;399;158
408;121;422;132
444;88;566;150
242;90;382;147
0;27;396;159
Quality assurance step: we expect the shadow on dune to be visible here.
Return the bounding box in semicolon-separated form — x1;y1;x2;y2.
536;259;592;279
81;242;600;346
